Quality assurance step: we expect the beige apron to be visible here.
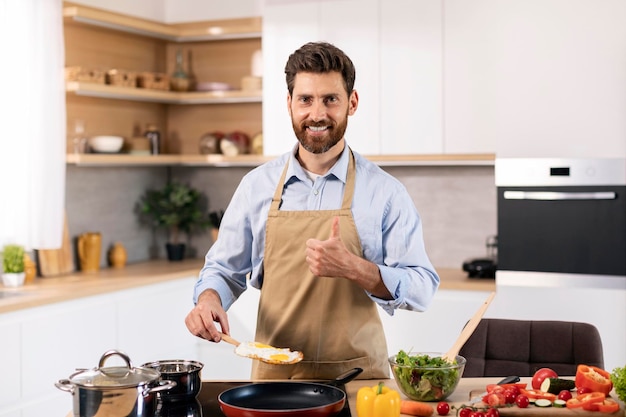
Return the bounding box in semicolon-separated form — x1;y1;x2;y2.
252;150;389;380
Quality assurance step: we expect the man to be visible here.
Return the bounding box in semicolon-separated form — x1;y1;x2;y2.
185;41;439;380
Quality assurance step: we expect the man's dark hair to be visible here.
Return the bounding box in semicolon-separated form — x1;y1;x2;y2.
284;42;356;97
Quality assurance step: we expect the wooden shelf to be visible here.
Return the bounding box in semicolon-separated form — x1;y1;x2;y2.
66;153;495;167
63;2;262;42
66;82;262;104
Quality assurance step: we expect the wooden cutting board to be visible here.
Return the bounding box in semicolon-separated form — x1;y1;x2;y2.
37;213;75;276
469;390;625;416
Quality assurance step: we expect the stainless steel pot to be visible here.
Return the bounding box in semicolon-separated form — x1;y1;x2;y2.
141;359;203;402
55;350;177;417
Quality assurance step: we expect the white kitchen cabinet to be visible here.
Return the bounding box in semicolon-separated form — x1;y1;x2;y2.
487;0;626;158
443;0;498;154
0;318;21;410
262;0;380;156
116;278;198;365
380;0;443;155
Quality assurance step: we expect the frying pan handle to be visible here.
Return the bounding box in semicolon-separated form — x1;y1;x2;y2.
328;367;363;387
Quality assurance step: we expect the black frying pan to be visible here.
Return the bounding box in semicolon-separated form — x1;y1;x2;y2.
218;368;362;417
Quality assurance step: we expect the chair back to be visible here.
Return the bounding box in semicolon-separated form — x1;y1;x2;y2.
458;318;604;377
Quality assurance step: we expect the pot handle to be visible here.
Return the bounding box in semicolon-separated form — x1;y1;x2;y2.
144;380;177;396
55;379;75;395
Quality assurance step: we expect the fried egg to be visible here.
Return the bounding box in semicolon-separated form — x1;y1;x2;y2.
234;341;303;365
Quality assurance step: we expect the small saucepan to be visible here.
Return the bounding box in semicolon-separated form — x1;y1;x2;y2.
218;367;363;417
141;359;204;402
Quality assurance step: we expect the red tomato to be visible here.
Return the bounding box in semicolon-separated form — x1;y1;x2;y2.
470;412;485;417
436;402;450;416
484;393;506;407
515;394;530;408
531;368;558;390
504;390;517;404
557;390;573;401
459;407;473;417
505;385;521;397
577;386;592;395
485;408;500;417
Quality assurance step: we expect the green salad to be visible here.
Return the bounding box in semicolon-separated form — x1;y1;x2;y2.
392;351;461;401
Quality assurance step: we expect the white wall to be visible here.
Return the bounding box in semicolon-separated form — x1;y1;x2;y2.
70;0;166;22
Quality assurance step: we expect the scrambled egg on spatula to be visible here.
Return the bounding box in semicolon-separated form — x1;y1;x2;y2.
220;333;303;365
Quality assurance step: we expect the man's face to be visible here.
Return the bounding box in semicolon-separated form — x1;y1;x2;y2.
288;71;358;154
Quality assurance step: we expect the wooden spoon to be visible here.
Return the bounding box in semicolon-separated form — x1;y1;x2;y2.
219;333;304;365
442;291;496;362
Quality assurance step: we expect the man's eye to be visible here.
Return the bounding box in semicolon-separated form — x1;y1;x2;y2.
325;96;338;104
299;97;311;104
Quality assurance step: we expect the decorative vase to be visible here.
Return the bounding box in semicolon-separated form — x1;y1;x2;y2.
166;243;186;261
78;232;102;273
2;272;25;287
109;242;128;268
23;254;37;283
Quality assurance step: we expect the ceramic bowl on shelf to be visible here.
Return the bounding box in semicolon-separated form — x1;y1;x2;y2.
89;136;124;153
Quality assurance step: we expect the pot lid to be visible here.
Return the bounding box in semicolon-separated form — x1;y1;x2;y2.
69;350;160;388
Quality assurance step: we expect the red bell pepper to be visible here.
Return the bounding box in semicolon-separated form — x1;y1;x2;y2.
566;392;606;409
575;364;614;395
519;388;557;402
597;398;620;414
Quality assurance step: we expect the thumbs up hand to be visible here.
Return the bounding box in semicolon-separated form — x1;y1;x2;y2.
305;216;350;278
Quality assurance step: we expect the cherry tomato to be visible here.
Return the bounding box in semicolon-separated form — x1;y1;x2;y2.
436;401;450;416
485;408;500;417
459;407;473;417
504;390;517;404
558;390;573;401
470;412;485;417
505;385;521;397
532;367;558;390
577;386;592;395
515;394;530;408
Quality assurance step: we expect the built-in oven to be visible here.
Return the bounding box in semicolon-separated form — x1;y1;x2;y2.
495;158;626;288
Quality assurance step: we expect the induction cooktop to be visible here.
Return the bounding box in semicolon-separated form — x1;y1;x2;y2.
155;381;352;417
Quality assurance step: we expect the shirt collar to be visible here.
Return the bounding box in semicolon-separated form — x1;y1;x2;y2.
286;143;350;185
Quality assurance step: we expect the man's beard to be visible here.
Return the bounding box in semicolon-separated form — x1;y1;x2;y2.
291;113;348;154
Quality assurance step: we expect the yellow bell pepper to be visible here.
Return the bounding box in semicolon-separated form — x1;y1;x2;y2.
356;382;401;417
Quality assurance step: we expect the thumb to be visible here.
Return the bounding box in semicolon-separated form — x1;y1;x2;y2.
329;216;341;240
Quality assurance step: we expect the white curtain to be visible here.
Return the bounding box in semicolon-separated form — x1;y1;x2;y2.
0;0;66;250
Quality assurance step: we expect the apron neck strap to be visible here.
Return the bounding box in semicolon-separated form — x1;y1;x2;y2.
270;148;356;211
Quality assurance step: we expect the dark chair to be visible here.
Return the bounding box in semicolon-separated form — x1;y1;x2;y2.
458;318;604;377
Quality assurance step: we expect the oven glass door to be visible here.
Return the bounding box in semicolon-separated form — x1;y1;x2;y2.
497;185;626;276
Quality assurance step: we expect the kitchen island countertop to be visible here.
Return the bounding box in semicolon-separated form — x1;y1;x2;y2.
0;259;493;314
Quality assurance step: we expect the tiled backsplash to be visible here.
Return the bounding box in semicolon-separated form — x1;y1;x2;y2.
66;164;496;270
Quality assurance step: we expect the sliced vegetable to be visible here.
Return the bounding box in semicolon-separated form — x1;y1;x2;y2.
534;398;553;407
519;388;557;402
575;364;613;395
540;377;575;394
597;398;620;414
532;368;558;390
356;382;402;417
565;391;605;409
399;400;434;417
553;399;567;408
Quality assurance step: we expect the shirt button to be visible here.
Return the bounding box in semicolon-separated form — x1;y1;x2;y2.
313;189;319;196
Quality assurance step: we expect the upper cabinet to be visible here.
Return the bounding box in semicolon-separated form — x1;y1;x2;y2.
262;0;481;156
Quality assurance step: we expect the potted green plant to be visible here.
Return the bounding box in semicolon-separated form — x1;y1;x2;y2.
138;182;211;261
2;244;26;287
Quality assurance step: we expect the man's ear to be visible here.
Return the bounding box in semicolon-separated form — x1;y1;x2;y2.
348;90;359;116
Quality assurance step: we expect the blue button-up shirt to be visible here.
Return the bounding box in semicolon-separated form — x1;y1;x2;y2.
194;144;439;316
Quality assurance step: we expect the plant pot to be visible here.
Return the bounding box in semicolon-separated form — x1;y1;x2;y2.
2;272;25;287
166;243;185;261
